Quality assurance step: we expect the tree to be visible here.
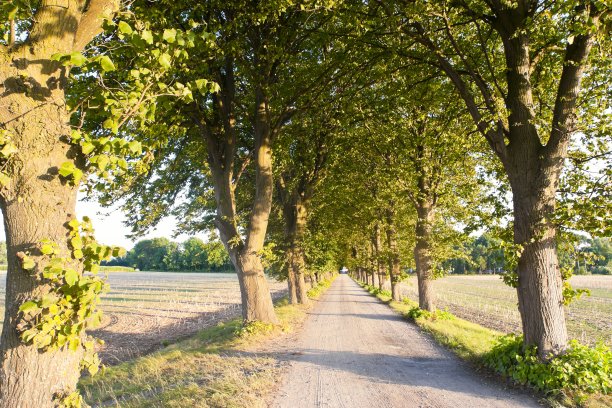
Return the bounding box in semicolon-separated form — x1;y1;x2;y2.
376;0;610;357
128;238;177;271
179;237;209;271
0;2;123;405
101;0;341;323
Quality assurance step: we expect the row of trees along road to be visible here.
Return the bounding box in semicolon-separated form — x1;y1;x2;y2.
0;0;609;406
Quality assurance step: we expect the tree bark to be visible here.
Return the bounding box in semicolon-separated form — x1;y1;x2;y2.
280;188;310;305
204;64;277;324
414;201;435;311
286;247;298;304
0;1;118;402
386;206;402;301
507;151;568;357
373;223;385;291
0;168;83;407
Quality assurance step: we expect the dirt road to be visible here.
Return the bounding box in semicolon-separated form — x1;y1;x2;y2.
272;275;539;407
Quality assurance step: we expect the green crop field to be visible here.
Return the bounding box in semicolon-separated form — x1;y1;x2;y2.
0;272;286;364
399;275;612;346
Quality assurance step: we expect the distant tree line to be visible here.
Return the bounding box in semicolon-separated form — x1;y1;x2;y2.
102;237;232;272
444;235;611;275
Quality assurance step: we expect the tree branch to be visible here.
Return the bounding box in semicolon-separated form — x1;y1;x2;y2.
544;5;600;159
73;0;120;51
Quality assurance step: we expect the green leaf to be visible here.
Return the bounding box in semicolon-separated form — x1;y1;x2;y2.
158;53;172;70
58;162;76;178
141;30;154;44
118;21;133;35
19;301;39;313
96;155;110;171
41;244;54;255
128;141;142;155
64;269;79;286
0;142;18;157
163;28;177;43
72;168;83;184
102;118;117;132
0;172;10;187
112;247;126;257
68;337;80;351
194;79;208;93
71;236;83;250
70;129;82;142
98;56;115;72
73;249;84;259
68;219;80;230
81;142;95;155
69;52;87;67
22;257;35;270
89;264;100;274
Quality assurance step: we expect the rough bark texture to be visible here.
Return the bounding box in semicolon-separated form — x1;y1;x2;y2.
386;206;402;302
494;6;597;356
414;201;435;312
373;223;385;291
279;186;310;305
0;166;83;407
505;115;569;355
207;131;278;323
0;1;118;405
204;66;277;324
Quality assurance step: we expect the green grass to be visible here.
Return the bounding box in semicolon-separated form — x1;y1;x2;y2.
79;274;337;407
355;279;611;408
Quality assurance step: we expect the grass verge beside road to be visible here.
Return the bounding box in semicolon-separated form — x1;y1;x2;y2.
355;279;611;408
79;274;337;407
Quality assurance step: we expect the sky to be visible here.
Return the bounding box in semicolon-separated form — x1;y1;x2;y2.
0;195;205;250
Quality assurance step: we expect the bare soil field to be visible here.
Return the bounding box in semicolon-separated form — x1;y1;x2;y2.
0;272;287;364
398;275;612;346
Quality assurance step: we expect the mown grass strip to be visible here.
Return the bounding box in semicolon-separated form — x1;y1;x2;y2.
355;279;611;408
79;274;338;407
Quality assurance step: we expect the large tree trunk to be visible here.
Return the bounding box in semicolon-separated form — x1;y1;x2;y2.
414;202;435;311
206;72;277;324
233;250;279;323
386;206;402;301
500;30;571;358
286;247;298;303
373;223;385;291
507;154;568;357
208;162;278;324
281;193;310;305
0;57;84;406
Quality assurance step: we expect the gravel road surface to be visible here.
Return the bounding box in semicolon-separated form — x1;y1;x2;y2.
272;275;540;408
